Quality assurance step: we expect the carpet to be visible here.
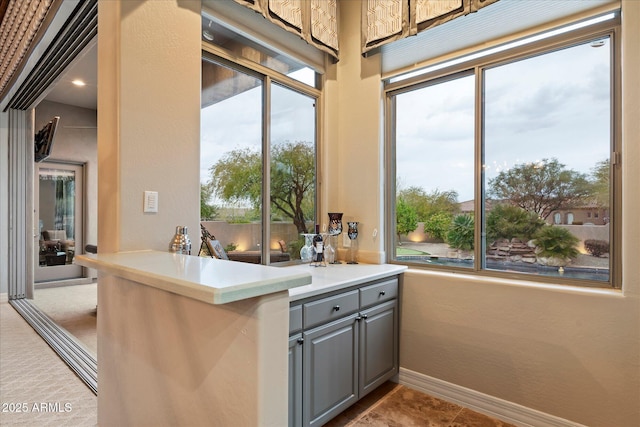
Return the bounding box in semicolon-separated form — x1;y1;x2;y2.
0;302;97;426
32;283;97;357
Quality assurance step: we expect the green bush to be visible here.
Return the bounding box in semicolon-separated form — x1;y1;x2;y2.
447;214;474;251
424;212;453;242
289;237;311;260
584;239;609;257
486;204;546;242
533;226;579;259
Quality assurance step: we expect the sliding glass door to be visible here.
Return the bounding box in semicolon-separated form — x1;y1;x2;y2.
34;162;84;283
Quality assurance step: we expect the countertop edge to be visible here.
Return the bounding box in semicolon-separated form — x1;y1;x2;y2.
288;264;408;302
75;251;312;305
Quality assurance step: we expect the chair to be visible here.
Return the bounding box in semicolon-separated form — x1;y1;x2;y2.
199;224;229;260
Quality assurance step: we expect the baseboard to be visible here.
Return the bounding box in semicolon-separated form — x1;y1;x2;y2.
398;368;587;427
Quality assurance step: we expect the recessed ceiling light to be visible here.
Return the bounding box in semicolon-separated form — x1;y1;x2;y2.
72;79;86;86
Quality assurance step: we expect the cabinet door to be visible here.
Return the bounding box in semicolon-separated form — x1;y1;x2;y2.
359;300;398;397
289;334;303;427
303;315;359;427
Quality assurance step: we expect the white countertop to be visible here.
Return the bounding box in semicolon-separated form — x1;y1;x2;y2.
75;250;312;304
287;263;407;301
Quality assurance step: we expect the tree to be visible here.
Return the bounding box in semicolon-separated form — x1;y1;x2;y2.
485;204;545;243
270;141;315;233
397;187;458;221
488;158;592;220
590;159;609;208
208;141;315;233
200;183;218;220
396;198;418;244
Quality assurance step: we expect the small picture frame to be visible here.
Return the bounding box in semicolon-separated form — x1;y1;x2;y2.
206;239;229;260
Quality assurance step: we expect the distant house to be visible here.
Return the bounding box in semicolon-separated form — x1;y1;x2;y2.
549;202;609;225
459;199;609;225
458;199;496;215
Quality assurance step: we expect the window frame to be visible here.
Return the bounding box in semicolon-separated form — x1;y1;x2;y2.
384;13;621;289
201;40;323;266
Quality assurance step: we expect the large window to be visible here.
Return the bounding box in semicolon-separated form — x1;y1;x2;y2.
387;14;620;287
201;19;320;265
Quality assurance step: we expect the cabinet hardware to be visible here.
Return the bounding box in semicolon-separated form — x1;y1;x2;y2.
333;305;340;311
379;291;386;296
361;314;368;319
297;338;304;345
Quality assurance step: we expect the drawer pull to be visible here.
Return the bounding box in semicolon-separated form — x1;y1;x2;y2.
333;305;340;312
297;338;304;345
379;291;386;296
361;314;368;320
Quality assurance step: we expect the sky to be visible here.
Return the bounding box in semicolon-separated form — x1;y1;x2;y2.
201;36;611;206
200;69;315;208
395;37;611;202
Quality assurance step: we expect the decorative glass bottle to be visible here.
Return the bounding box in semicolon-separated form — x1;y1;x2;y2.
347;221;358;264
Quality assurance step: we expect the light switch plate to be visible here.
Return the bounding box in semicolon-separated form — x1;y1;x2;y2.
144;191;158;213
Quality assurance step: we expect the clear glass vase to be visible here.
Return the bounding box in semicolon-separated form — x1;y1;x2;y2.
300;233;315;263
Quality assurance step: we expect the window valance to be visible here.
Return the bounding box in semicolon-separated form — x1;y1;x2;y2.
362;0;499;55
234;0;339;61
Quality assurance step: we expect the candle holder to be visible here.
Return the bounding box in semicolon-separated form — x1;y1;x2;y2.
327;213;343;264
347;221;358;264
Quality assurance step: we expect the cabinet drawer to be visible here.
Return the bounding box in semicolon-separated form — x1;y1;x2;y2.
290;305;303;335
303;290;359;329
360;278;398;308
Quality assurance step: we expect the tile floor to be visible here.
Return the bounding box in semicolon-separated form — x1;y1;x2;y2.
326;381;517;427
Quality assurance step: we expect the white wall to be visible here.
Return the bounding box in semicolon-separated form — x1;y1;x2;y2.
327;1;639;426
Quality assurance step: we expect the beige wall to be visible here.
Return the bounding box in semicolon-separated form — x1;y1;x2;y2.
324;2;638;427
97;0;201;254
92;0;639;425
324;0;384;265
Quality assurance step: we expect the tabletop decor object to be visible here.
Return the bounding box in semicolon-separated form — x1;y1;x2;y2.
347;221;358;264
327;212;343;264
169;225;191;255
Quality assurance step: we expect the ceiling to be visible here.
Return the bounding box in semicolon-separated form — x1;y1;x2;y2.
43;43;97;110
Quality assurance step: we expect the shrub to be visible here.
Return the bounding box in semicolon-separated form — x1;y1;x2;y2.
447;214;474;251
288;238;304;260
584;239;609;257
424;212;453;241
533;226;579;259
486;204;546;242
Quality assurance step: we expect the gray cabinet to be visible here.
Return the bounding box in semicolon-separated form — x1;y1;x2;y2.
289;277;399;427
304;314;359;426
289;334;303;427
359;300;398;397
